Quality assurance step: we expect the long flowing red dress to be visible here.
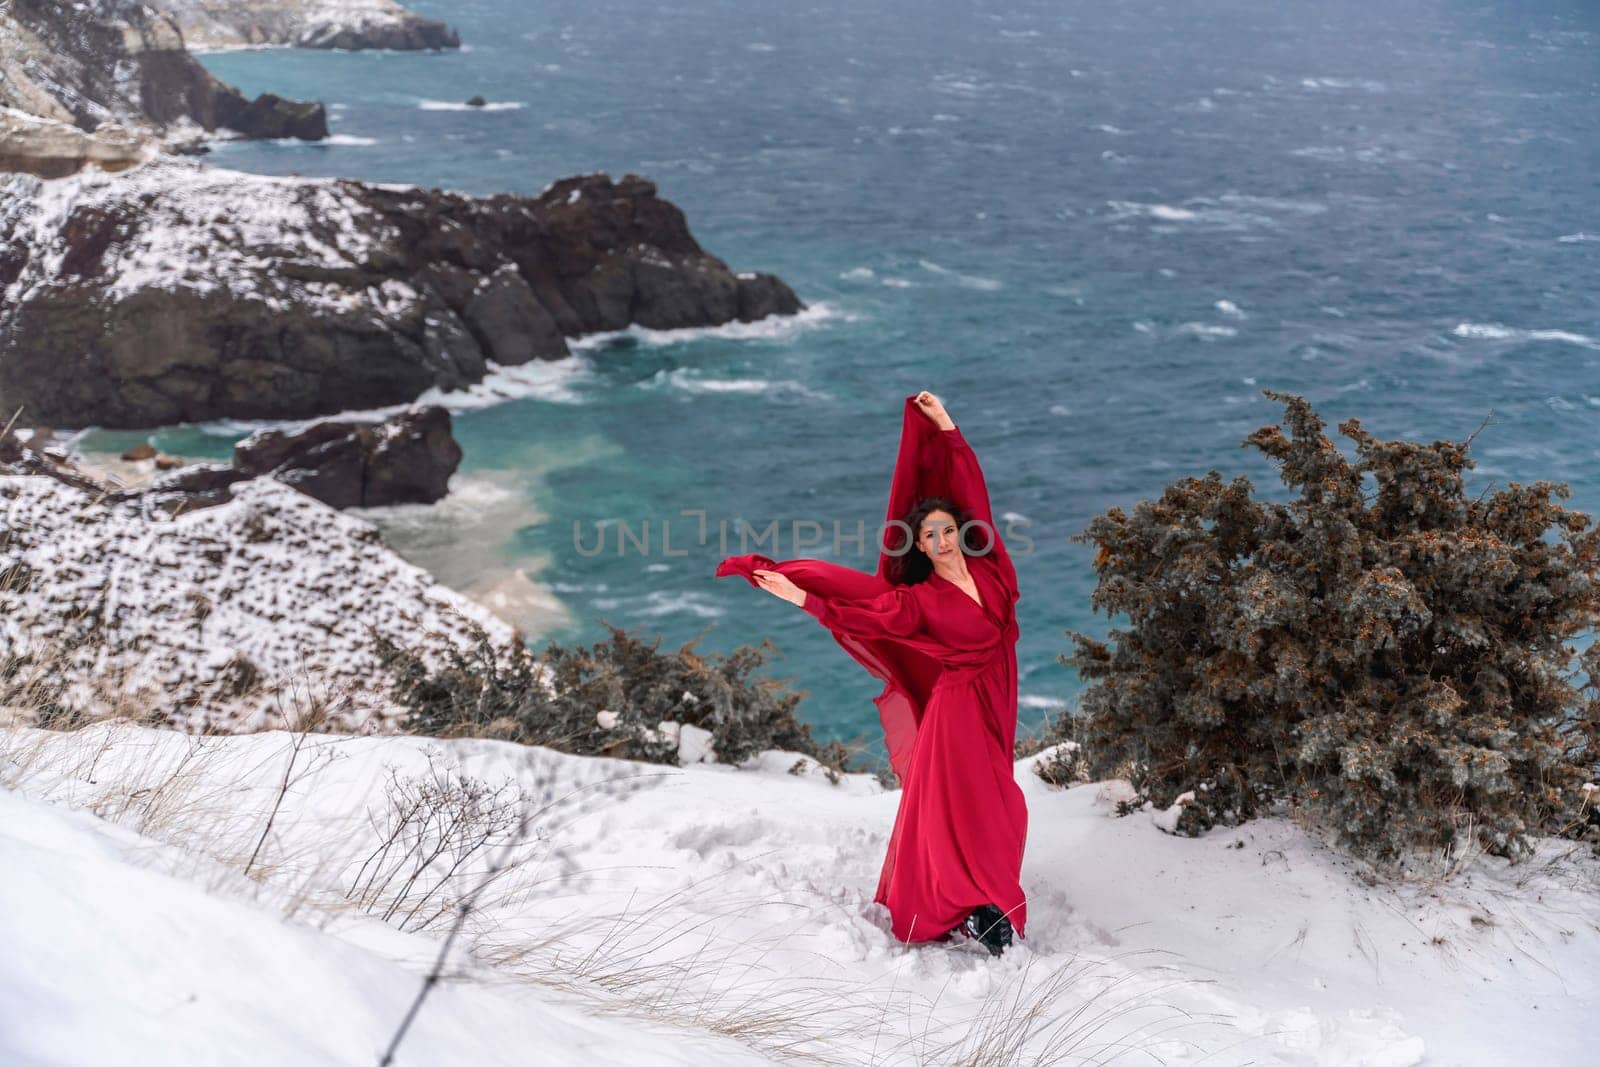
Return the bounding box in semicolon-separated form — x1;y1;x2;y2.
714;396;1028;944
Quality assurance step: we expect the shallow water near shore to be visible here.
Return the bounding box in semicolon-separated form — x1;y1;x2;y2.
79;0;1600;748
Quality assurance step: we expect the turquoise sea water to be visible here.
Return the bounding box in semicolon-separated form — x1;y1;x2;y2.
83;0;1600;749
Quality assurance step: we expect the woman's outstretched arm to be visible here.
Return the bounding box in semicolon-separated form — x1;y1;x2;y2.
753;568;925;640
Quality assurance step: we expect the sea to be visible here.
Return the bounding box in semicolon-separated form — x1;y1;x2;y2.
77;0;1600;750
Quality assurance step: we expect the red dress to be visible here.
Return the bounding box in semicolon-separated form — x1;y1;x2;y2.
715;396;1028;943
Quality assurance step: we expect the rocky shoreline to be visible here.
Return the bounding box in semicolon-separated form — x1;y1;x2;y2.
0;162;803;428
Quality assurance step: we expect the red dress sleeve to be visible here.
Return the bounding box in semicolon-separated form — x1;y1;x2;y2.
937;425;1019;601
801;585;924;640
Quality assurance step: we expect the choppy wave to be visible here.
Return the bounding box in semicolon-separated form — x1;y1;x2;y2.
592;590;726;619
917;259;1003;291
1299;77;1387;92
189;355;595;436
418;99;526;111
323;134;379;146
1452;323;1600;349
1176;322;1239;339
1557;233;1600;243
641;368;830;400
572;302;845;349
1108;201;1198;222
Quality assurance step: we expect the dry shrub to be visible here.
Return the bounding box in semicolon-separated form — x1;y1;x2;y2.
1062;391;1600;861
375;621;857;774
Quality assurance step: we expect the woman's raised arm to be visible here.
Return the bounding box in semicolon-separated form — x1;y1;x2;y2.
913;392;1017;593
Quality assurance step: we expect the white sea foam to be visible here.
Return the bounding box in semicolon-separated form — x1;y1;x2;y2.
1176;322;1239;339
1300;77;1387;92
1107;201;1198;222
571;302;844;350
594;590;726;619
839;267;876;281
1557;233;1600;243
188;356;596;437
418;100;526;112
1452;323;1600;349
1093;123;1128;135
1215;299;1245;318
642;368;829;401
881;277;914;288
1215;193;1327;215
1019;694;1068;710
917;259;1003;291
230;134;376;147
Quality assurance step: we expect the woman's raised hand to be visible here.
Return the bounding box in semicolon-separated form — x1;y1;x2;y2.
753;568;807;607
915;390;956;431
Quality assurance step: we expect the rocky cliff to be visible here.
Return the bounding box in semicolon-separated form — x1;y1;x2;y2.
143;0;460;51
0;160;804;428
0;0;327;174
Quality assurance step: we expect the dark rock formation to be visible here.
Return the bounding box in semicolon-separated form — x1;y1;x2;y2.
0;0;328;155
0;162;805;428
148;406;464;511
219;93;330;141
235;405;463;508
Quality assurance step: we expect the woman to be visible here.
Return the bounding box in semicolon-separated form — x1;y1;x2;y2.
714;391;1028;956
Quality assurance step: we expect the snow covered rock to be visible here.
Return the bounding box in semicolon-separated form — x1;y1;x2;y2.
0;470;520;731
0;160;805;428
145;0;462;51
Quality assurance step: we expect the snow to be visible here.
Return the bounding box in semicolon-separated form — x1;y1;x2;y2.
1151;788;1195;833
0;782;763;1066
2;722;1594;1065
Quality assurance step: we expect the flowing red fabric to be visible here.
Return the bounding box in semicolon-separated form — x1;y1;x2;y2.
714;395;1028;943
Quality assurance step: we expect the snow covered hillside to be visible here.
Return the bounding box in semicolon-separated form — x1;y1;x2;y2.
4;723;1595;1065
0;473;518;731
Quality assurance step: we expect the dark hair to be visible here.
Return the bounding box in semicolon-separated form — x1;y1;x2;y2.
885;496;979;585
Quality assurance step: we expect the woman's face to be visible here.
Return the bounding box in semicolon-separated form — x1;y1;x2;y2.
917;509;960;562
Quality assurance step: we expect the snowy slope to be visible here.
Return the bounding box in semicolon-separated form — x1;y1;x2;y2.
0;786;768;1066
5;723;1595;1065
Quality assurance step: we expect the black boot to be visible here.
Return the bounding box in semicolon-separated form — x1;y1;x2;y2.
961;903;1013;957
